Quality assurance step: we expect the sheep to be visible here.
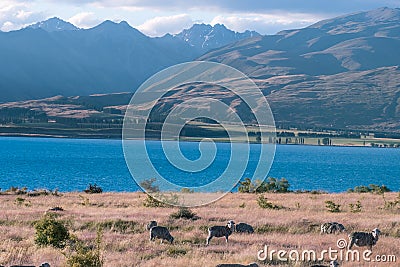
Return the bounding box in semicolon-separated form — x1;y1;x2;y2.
150;226;174;244
146;220;158;230
310;260;339;267
348;228;381;250
320;222;346;234
216;263;258;267
235;222;254;234
206;220;235;245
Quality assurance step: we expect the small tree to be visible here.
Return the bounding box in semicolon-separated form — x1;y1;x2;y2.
84;184;103;194
349;200;362;213
238;177;290;193
257;195;282;210
169;207;198;220
66;228;103;267
34;214;69;248
325;200;341;213
140;178;160;192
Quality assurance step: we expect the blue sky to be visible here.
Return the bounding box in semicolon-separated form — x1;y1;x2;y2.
1;0;399;35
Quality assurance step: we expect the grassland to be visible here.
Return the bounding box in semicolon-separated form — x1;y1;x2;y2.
0;192;399;266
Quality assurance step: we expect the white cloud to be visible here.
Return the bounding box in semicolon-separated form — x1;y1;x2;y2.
1;21;15;31
68;12;101;28
137;14;194;36
0;1;45;31
46;0;399;15
210;13;325;35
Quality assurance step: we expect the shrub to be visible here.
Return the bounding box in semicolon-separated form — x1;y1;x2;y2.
15;197;25;205
79;195;90;206
84;184;103;194
383;192;400;210
169;207;198;220
257;195;283;209
4;186;27;195
180;188;194;193
349;200;362;213
325;200;341;213
167;247;188;257
142;193;179;207
143;194;168;208
238;177;290;193
139;178;159;192
34;214;70;248
66;228;103;267
347;184;391;193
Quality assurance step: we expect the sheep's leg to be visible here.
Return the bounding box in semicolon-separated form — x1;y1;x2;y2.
348;239;354;249
206;235;212;245
225;235;229;244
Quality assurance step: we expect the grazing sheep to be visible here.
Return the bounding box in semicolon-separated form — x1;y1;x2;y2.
216;263;258;267
40;263;51;267
235;222;254;234
206;220;235;245
348;228;381;250
150;226;174;244
311;260;339;267
146;220;158;230
320;222;346;234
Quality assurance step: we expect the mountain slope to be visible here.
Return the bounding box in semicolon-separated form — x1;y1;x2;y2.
200;7;400;77
0;19;259;102
195;7;400;131
28;17;79;32
0;20;195;102
174;23;259;53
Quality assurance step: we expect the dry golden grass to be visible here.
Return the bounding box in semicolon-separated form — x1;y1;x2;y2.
0;192;399;266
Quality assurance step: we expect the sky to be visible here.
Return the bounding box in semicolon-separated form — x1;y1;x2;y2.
0;0;399;36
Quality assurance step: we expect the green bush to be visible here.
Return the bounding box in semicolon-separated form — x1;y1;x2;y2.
143;194;169;207
169;207;198;220
167;247;188;257
84;184;103;194
180;188;194;193
139;178;159;192
34;214;70;248
347;184;391;193
325;200;341;213
349;200;362;213
257;195;283;209
238;177;290;193
66;228;103;267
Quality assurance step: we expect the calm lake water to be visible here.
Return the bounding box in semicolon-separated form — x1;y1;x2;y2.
0;137;399;192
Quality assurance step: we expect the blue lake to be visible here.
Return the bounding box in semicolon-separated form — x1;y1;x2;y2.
0;137;399;192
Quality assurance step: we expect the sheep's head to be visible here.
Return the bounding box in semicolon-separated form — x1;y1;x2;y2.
372;228;381;239
227;220;235;230
146;220;157;230
330;260;339;267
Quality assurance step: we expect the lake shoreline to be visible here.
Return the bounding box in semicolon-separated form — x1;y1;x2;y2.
1;132;400;149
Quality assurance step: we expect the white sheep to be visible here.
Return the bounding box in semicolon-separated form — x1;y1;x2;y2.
320;222;346;234
348;228;381;250
146;220;158;230
235;222;254;233
206;220;235;245
150;226;174;244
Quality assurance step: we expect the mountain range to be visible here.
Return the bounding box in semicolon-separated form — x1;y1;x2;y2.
0;19;258;102
199;7;400;132
0;7;399;133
